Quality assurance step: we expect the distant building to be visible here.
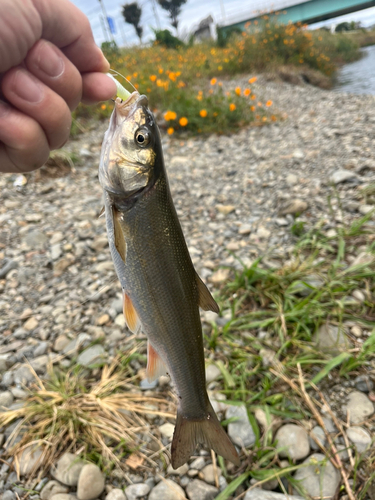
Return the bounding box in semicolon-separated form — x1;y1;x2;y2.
193;15;215;42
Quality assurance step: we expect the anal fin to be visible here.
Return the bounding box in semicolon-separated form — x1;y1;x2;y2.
196;273;219;313
147;342;167;382
123;292;141;334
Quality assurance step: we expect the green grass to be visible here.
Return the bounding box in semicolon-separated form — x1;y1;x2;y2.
206;212;375;498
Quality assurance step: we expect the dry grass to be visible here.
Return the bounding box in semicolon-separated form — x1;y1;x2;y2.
0;352;176;485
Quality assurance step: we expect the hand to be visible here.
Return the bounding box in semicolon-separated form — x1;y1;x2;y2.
0;0;117;173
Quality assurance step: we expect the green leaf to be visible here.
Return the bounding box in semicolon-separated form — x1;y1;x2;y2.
216;360;235;388
215;472;250;500
311;352;352;385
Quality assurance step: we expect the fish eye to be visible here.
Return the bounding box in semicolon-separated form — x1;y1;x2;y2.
135;128;150;147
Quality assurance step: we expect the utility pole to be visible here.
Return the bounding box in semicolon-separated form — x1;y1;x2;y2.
98;0;115;43
151;0;161;30
119;19;128;46
220;0;226;21
100;15;109;41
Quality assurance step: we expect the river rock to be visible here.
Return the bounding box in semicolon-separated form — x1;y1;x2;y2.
200;463;222;485
41;480;69;500
226;404;256;448
124;483;150;500
167;463;189;476
205;364;221;383
275;424;310;460
278;199;308;216
105;489;126;500
186;479;218;500
158;422;175;439
77;345;107;367
330;169;357;184
347;391;374;424
313;323;348;354
355;375;374;393
77;463;105;500
347;426;372;453
14;364;35;385
245;489;304;500
310;425;326;451
50;495;77;500
0;391;14;409
149;479;186;500
18;445;44;476
52;452;85;486
294;453;340;499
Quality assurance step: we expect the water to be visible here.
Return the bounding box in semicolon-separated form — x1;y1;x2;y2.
334;45;375;95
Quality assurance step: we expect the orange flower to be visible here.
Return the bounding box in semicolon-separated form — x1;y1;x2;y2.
150;75;157;82
249;77;257;84
179;117;188;126
196;95;203;101
257;102;262;107
164;111;177;121
271;115;277;121
158;68;164;74
133;72;138;78
101;104;106;110
235;87;241;96
250;105;255;112
262;116;267;122
200;109;208;118
251;95;256;100
167;127;174;135
210;78;217;85
266;100;273;107
229;103;236;112
218;66;223;71
244;88;251;96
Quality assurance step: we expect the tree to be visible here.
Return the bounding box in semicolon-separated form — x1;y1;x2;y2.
122;2;143;42
157;0;187;33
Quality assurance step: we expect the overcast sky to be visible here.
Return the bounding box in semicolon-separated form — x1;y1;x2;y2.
70;0;375;47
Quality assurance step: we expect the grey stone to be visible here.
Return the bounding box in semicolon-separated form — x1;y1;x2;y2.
355;375;374;393
359;204;374;215
310;426;326;451
34;342;49;357
313;323;348;354
41;480;69;500
278;199;308;216
106;489;126;500
77;345;107;367
11;387;28;399
205;364;221;383
0;259;18;279
226;404;256;448
190;457;206;470
52;452;85;486
77;463;105;500
0;391;14;409
62;334;91;357
124;483;150;500
200;463;222;485
330;169;357;184
24;230;48;248
244;489;303;500
347;391;374;424
50;495;77;500
158;422;174;439
149;479;186;500
2;491;17;500
167;463;189;476
275;424;310;460
186;479;218;500
286;174;298;186
1;371;14;386
347;426;372;453
18;445;44;476
294;453;340;499
14;364;35;385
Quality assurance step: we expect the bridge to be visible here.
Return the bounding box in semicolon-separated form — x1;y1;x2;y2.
219;0;375;33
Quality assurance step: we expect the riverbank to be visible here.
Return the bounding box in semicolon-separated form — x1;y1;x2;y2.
0;78;374;499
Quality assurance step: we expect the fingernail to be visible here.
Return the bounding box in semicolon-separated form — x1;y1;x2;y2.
36;41;64;78
13;70;43;103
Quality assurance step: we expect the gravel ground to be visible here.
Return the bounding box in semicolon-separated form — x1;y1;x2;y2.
0;77;374;500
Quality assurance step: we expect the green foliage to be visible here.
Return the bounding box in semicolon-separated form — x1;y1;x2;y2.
216;25;242;48
101;41;119;58
153;28;183;49
122;2;143;41
157;0;187;31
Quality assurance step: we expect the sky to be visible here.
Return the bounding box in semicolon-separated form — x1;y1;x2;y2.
70;0;375;47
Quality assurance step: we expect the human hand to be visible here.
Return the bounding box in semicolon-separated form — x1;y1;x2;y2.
0;0;117;173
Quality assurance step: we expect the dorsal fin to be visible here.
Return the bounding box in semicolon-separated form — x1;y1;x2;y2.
123;292;141;334
195;273;219;313
147;342;168;382
113;208;126;263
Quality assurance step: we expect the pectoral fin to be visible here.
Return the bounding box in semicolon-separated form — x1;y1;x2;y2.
196;273;219;313
113;208;126;264
123;292;141;334
98;206;105;218
147;342;168;382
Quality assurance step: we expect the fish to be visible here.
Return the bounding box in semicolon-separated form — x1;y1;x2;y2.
99;89;240;469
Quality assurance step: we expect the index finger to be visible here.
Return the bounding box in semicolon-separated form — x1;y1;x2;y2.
33;0;109;73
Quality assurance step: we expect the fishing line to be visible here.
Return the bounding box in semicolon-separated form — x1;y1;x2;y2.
109;69;138;93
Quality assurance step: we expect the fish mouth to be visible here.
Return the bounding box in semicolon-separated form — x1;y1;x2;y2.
115;92;148;118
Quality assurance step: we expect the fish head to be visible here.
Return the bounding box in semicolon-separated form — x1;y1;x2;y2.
99;92;161;199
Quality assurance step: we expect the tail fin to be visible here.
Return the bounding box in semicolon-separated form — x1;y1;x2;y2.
171;401;240;469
